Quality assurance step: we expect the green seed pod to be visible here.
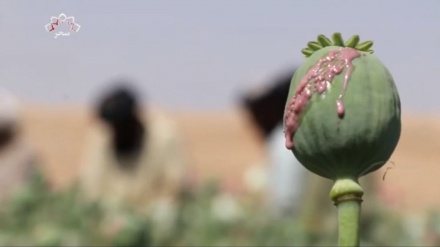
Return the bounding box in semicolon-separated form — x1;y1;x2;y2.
284;35;401;181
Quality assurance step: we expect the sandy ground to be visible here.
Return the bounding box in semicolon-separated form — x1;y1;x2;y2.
18;103;440;215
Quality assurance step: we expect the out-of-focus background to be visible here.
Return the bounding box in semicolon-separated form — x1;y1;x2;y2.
0;1;439;246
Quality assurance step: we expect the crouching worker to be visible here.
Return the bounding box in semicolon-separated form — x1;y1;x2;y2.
0;89;40;207
78;84;187;221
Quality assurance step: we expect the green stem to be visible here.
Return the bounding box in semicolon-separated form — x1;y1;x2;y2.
337;198;361;246
330;178;364;247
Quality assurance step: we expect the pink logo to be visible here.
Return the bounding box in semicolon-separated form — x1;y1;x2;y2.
44;13;81;38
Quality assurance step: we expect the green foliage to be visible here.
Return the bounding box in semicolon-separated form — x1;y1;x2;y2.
0;174;435;246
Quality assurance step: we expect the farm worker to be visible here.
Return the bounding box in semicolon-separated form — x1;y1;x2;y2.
240;70;307;216
79;84;188;220
0;88;40;205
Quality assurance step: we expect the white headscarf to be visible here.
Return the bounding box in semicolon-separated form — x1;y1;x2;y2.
0;88;20;128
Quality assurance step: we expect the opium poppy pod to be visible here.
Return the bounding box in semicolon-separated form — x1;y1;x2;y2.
284;33;401;181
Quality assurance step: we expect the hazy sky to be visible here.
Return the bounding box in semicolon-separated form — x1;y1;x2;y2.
1;0;439;112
